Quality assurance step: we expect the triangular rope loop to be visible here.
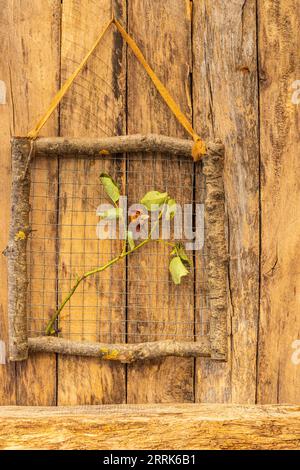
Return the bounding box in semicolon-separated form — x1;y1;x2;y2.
27;17;206;161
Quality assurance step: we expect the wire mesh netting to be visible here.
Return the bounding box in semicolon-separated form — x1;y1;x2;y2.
25;8;212;346
27;153;211;344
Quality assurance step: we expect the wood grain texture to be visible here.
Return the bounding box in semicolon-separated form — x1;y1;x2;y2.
257;0;300;403
0;404;300;449
126;0;194;403
0;0;16;404
0;0;60;405
57;0;126;405
193;0;259;403
1;0;300;408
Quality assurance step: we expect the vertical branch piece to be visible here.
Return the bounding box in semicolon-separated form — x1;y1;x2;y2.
5;137;31;361
203;142;228;360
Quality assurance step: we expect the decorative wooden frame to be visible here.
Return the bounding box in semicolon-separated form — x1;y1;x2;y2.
5;135;227;363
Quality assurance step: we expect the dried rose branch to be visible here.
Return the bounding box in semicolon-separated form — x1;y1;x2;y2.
45;174;191;336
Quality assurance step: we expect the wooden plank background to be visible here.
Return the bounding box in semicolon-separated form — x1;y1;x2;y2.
57;0;127;406
126;0;194;403
0;0;299;405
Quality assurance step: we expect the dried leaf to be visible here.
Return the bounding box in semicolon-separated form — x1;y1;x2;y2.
165;198;177;220
169;256;189;285
140;190;168;211
171;242;192;266
100;173;120;204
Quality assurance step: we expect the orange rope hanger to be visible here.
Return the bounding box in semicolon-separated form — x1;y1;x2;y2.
27;16;206;161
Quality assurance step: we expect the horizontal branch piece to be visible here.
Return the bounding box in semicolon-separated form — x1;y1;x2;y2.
1;404;300;449
13;135;221;160
28;336;211;363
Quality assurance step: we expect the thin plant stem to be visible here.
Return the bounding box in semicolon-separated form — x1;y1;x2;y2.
45;206;169;336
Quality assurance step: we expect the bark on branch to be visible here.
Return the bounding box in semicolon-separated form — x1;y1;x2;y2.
13;134;220;160
28;336;211;363
4;138;31;361
202;141;228;360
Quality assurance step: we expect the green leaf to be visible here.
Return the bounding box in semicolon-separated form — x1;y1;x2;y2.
97;207;122;220
169;256;189;285
100;173;120;204
127;230;135;250
165;198;177;220
140;191;168;211
171;242;192;266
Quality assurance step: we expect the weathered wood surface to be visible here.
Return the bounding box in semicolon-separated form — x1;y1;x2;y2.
257;0;300;403
57;0;126;405
193;0;259;403
0;0;16;404
0;0;300;407
126;0;194;403
0;404;300;450
0;0;60;405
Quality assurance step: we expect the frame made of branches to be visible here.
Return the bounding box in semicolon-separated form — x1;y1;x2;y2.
5;134;228;363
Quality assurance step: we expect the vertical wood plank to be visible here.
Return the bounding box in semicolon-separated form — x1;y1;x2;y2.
193;0;260;403
126;0;194;403
57;0;126;405
1;0;61;405
0;0;16;404
257;0;300;403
